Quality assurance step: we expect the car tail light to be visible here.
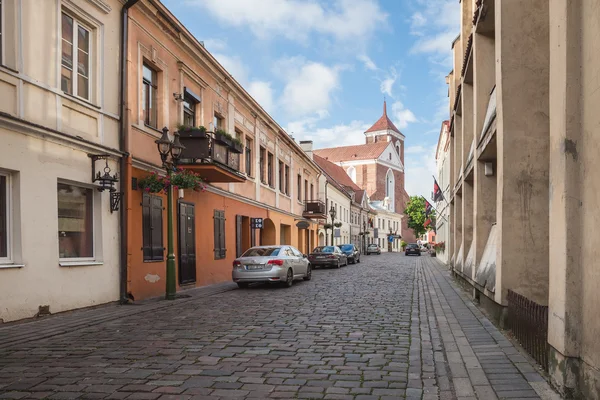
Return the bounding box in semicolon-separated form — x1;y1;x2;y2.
267;259;284;266
233;260;241;267
328;255;336;259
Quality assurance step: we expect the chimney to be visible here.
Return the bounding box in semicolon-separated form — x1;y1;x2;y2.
299;140;313;160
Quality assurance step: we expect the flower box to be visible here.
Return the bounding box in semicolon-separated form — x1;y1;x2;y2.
214;130;232;146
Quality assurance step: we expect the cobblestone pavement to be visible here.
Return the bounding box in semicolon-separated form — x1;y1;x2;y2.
0;254;557;400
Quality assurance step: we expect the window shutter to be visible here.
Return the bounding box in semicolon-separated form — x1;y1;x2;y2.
214;210;226;259
142;194;152;260
220;211;226;259
235;215;242;258
151;196;164;260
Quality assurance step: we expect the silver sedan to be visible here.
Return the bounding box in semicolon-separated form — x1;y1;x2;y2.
232;245;312;289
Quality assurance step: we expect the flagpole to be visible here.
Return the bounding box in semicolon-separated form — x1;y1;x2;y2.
432;175;450;205
421;195;448;222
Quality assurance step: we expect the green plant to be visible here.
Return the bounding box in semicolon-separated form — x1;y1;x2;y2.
323;223;333;230
404;196;436;239
231;136;243;146
171;169;206;192
197;125;207;134
400;240;407;250
177;123;190;131
434;241;446;253
138;172;167;193
334;222;342;228
215;129;232;140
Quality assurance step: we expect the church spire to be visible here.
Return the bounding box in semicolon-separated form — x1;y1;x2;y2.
383;99;387;116
365;99;401;135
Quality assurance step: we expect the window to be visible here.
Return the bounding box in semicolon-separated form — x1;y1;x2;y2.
214;210;226;259
142;63;158;128
57;183;93;259
214;114;224;130
142;193;163;261
297;174;302;201
285;165;290;195
245;138;253;177
183;93;197;127
0;174;8;260
310;183;314;200
61;12;91;100
304;179;308;201
267;152;274;187
259;147;266;183
278;160;284;192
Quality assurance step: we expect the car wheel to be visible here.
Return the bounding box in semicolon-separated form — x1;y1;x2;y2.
284;269;294;287
336;260;341;268
357;257;360;263
237;282;249;289
344;258;348;267
303;264;312;281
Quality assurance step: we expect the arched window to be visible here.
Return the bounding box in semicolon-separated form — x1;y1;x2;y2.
385;169;395;212
396;144;400;156
347;166;356;183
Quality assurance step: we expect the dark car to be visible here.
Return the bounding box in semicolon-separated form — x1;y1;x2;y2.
405;243;420;256
308;246;348;268
366;244;381;255
339;244;360;264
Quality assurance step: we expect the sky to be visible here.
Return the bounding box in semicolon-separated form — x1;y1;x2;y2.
162;0;459;200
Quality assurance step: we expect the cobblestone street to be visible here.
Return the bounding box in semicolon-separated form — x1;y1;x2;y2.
0;254;556;400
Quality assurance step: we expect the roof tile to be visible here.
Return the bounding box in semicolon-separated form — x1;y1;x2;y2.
313;141;389;162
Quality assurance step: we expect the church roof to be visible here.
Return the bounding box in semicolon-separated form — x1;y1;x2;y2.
313;141;389;162
365;100;402;134
313;155;361;192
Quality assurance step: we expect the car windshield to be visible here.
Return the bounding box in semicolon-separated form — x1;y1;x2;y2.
407;244;419;248
241;247;281;257
313;246;335;253
340;245;354;251
368;244;377;248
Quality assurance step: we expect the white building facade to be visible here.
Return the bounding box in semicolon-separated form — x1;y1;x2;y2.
434;121;452;263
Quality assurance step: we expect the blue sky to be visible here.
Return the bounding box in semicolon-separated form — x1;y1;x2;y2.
162;0;459;199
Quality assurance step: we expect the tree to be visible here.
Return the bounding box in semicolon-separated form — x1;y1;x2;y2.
404;196;436;239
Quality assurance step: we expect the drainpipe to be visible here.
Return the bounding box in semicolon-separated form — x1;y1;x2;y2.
324;180;328;245
119;0;140;304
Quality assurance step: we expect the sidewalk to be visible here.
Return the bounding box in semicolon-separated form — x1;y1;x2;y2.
421;257;559;400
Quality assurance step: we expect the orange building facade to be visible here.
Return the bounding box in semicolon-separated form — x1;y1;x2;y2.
123;0;321;300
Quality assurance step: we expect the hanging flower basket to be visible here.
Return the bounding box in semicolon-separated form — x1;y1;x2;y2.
214;129;232;146
334;222;342;228
137;172;167;193
171;169;207;192
230;138;244;154
323;223;333;230
178;124;207;138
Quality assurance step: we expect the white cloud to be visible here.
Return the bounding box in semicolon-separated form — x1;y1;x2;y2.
358;54;378;71
379;67;397;98
212;53;248;84
410;12;427;35
404;144;438;199
280;60;340;117
185;0;388;45
411;30;458;57
405;145;428;154
202;38;228;52
390;101;418;129
247;81;275;114
289;119;369;149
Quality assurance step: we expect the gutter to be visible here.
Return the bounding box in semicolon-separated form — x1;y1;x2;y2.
119;0;140;304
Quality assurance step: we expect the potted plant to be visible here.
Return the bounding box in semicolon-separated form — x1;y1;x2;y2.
400;240;407;251
334;222;342;228
323;223;333;230
214;129;232;146
177;124;207;138
230;136;244;154
137;172;167;194
171;169;207;192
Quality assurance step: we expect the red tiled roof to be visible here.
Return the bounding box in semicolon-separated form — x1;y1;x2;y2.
365;101;402;134
313;141;389;162
313;155;361;192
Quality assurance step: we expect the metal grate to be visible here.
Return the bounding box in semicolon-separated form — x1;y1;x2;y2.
507;289;549;371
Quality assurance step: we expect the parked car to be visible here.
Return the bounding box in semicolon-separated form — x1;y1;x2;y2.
366;244;381;255
232;245;311;288
340;244;361;264
405;243;421;256
308;246;348;268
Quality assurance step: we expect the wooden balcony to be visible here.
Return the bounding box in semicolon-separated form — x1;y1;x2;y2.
178;130;246;183
303;200;327;219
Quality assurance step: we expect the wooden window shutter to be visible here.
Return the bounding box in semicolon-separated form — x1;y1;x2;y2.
142;194;152;260
235;215;243;258
214;210;226;259
220;211;226;259
151;196;164;260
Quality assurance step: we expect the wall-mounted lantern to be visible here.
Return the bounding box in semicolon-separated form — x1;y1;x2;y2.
89;154;122;213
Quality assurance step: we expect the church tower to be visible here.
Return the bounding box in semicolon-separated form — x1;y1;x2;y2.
364;100;405;166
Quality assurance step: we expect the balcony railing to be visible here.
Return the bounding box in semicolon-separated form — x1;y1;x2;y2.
177;129;246;183
303;200;326;219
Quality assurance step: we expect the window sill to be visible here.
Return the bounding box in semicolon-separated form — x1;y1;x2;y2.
0;64;19;74
0;263;25;269
143;259;164;263
62;92;101;109
260;183;277;193
59;261;104;267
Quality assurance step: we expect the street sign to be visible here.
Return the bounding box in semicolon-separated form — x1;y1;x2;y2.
251;218;263;229
388;236;394;243
296;220;310;229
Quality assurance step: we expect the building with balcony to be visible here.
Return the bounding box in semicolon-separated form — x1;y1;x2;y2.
0;0;123;322
439;0;600;396
123;0;321;300
434;120;451;263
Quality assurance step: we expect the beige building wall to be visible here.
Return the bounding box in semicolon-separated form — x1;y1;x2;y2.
0;0;122;322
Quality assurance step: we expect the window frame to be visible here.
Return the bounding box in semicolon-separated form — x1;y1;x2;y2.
267;152;274;188
284;165;290;196
142;62;158;128
278;160;284;193
60;11;92;101
245;138;253;177
183;92;197;127
0;0;4;65
213;113;224;130
259;147;266;184
297;174;302;201
57;182;95;262
0;172;10;263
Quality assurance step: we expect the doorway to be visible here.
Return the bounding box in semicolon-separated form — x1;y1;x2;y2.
178;202;196;284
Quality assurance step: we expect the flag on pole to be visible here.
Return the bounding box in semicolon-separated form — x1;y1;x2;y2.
433;177;444;202
424;218;431;228
425;200;433;218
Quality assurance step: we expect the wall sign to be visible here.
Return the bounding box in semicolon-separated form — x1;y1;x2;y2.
251;218;263;229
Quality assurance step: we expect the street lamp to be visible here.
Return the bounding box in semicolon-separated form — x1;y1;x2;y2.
362;220;367;254
389;227;393;253
155;127;185;300
329;205;336;246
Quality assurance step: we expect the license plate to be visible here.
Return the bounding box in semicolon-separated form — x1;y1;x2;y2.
317;256;326;259
246;265;263;270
